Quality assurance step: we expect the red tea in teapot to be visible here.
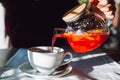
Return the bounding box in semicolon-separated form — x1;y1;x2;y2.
52;29;109;53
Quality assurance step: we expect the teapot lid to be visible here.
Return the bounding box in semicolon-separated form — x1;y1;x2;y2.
62;3;87;22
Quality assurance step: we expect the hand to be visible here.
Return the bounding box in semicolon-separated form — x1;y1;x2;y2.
89;0;116;20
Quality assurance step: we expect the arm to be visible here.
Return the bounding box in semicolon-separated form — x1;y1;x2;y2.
112;0;120;28
0;2;10;49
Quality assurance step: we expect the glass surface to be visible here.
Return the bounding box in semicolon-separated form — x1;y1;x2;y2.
52;3;110;53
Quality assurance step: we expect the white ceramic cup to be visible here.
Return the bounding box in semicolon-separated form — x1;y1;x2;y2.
27;46;73;75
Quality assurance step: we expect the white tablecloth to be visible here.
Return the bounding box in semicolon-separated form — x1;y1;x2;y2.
0;48;120;80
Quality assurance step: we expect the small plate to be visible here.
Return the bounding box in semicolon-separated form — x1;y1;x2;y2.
18;62;72;78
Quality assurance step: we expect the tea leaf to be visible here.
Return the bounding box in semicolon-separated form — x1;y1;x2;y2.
77;0;89;4
77;0;90;8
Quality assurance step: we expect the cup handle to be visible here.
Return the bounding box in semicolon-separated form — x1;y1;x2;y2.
61;52;73;66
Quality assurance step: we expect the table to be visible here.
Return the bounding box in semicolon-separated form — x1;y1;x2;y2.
0;47;120;80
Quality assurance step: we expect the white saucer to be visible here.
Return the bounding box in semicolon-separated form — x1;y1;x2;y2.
18;62;72;78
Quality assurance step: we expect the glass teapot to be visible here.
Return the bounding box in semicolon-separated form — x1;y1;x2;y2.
52;3;109;53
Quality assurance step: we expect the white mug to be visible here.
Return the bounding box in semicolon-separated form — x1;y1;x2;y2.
27;46;73;75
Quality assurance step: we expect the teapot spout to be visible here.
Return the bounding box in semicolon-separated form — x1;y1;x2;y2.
53;28;69;38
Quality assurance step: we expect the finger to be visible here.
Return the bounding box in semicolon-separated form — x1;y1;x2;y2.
104;11;113;15
97;0;109;5
98;4;111;12
105;15;114;20
104;11;114;19
99;7;109;12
